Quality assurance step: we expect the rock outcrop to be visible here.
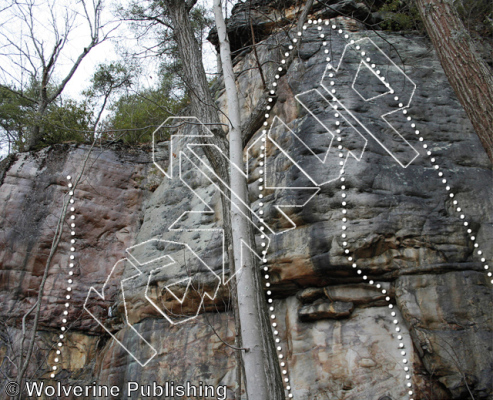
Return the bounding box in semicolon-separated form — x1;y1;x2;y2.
0;1;492;399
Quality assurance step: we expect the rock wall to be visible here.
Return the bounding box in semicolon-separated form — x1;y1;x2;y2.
0;2;492;400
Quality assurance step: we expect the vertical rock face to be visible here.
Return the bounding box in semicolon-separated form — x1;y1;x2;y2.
0;2;492;400
396;272;493;399
0;145;151;387
0;145;149;331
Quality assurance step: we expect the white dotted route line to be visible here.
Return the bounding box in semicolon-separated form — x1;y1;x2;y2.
324;17;492;400
323;20;416;398
327;18;491;285
340;176;413;398
46;20;491;397
258;139;293;398
261;17;418;399
258;34;295;397
50;175;76;378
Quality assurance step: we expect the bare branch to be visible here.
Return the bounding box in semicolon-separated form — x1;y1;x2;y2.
185;0;199;12
48;3;104;102
249;0;266;89
297;0;314;33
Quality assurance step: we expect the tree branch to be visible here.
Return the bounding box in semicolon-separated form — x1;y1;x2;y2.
185;0;199;13
241;92;277;148
0;84;36;104
297;0;314;33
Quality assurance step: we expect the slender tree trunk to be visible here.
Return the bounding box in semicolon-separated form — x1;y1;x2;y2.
164;0;233;251
414;0;493;163
213;1;285;399
297;0;314;33
29;99;48;150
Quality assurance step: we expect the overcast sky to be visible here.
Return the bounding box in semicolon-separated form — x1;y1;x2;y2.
0;0;218;97
59;0;220;98
0;0;226;158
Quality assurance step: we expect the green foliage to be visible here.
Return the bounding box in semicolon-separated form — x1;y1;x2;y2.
41;100;93;146
189;4;215;46
0;78;95;152
366;0;492;34
1;59;186;152
454;0;493;36
0;86;34;152
0;85;93;152
86;62;133;98
101;86;185;145
377;0;422;32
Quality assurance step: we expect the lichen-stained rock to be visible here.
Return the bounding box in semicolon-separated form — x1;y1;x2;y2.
0;1;492;399
395;271;493;399
298;299;354;321
0;144;150;333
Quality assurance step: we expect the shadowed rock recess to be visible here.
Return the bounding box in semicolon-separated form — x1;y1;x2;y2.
0;2;492;400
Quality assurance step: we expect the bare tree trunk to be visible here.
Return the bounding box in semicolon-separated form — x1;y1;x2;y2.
414;0;493;163
29;99;48;150
297;0;314;33
213;1;285;399
164;0;233;251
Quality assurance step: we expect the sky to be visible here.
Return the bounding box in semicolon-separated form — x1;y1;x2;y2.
59;0;221;98
0;0;220;96
0;0;225;158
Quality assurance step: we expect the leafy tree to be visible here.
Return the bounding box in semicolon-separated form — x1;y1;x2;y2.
41;99;93;145
0;85;34;153
378;0;422;31
102;85;185;144
84;62;134;141
90;63;133;99
0;0;111;150
0;83;93;152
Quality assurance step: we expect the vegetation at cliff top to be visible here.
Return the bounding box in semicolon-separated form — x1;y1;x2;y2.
0;0;491;155
370;0;493;34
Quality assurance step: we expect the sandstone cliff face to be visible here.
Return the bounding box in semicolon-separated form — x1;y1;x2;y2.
0;3;492;400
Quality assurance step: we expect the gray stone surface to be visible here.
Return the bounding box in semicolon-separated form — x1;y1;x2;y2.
0;2;492;400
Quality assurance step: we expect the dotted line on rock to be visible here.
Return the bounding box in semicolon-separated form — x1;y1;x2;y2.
257;18;420;399
257;141;293;397
340;177;414;398
258;41;295;397
321;17;491;285
322;18;492;400
427;162;492;284
50;175;76;379
319;20;416;398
